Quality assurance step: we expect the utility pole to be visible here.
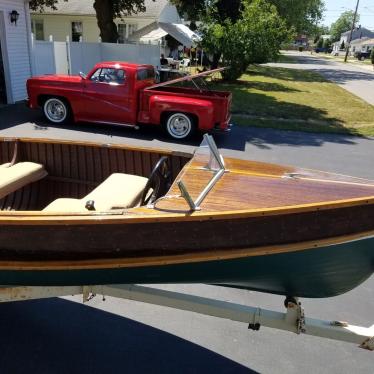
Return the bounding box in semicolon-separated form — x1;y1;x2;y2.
344;0;360;62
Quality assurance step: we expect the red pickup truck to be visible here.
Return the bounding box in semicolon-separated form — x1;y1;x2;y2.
26;61;232;140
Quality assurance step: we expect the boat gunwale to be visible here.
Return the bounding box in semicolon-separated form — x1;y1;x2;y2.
0;196;373;225
0;136;193;159
0;230;372;271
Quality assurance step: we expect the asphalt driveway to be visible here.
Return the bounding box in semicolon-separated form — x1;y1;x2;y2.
268;51;374;105
0;104;373;373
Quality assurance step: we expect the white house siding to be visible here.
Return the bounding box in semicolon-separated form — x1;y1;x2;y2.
31;14;157;42
0;0;31;103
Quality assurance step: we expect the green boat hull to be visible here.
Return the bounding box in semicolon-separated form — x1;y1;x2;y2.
0;236;373;298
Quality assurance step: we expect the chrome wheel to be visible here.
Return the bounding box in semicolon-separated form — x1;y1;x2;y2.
44;98;68;123
166;113;193;139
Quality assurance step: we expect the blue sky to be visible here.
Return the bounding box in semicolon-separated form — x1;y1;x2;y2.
323;0;374;30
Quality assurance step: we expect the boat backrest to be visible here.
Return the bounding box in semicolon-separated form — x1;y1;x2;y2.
0;162;48;200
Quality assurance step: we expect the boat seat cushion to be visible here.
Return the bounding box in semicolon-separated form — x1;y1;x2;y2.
0;162;48;199
43;173;149;212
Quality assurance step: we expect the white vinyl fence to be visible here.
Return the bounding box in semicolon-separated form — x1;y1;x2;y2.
31;40;160;76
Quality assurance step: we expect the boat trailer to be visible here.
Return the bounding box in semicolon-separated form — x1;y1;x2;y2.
0;284;373;351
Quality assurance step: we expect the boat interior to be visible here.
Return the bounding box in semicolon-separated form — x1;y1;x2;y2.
1;136;374;215
0;138;191;212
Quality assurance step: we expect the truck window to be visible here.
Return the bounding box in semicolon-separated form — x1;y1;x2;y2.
90;68;126;85
137;68;155;81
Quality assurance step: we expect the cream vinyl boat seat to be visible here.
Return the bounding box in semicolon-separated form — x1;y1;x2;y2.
43;173;149;212
0;162;48;199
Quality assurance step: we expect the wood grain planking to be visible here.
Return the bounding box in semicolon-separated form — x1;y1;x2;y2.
116;149;125;173
69;144;79;180
92;146;102;182
0;204;372;261
155;163;374;212
125;150;135;175
133;151;143;177
84;146;94;182
0;141;11;164
142;151;152;177
100;147;111;179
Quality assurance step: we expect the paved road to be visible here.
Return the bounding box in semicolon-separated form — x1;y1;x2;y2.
0;105;373;374
268;51;374;105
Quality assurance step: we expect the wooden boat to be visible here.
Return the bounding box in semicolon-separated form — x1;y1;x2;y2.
0;135;373;298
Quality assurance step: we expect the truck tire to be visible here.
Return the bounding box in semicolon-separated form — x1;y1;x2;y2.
164;113;196;140
43;97;71;124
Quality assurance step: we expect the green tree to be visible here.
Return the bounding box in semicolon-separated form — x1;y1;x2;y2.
330;10;360;42
340;40;345;50
267;0;324;35
201;0;289;80
322;38;331;51
371;49;374;67
29;0;151;42
316;38;323;48
172;0;324;34
171;0;207;30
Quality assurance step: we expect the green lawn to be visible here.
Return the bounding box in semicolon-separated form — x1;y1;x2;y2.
212;65;374;137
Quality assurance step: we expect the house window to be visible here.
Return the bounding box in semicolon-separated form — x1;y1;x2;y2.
72;21;83;42
117;23;138;43
31;19;44;41
128;24;138;36
118;24;126;43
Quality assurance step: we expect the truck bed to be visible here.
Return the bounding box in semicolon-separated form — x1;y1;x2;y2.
138;86;232;131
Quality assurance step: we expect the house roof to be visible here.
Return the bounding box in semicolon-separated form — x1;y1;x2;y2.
32;0;169;18
341;27;374;41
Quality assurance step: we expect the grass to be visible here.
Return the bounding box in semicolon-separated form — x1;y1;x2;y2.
209;65;374;137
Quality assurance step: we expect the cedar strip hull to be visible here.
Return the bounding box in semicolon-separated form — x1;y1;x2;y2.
0;236;372;298
0;204;373;261
0;137;373;298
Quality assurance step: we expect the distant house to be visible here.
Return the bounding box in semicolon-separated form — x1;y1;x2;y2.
30;0;181;43
0;0;33;104
351;37;374;55
332;26;374;56
293;34;309;47
339;26;374;46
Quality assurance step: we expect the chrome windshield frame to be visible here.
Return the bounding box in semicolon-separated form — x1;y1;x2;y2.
177;134;227;211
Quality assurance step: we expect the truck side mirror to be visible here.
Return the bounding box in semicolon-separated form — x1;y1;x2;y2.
79;72;87;80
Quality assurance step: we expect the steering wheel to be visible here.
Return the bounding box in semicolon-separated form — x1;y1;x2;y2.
141;156;171;206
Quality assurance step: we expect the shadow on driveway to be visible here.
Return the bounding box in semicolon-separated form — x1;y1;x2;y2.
309;68;374;84
0;103;369;153
0;298;255;374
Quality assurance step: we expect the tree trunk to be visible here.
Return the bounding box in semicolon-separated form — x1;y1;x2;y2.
211;53;221;69
94;0;119;43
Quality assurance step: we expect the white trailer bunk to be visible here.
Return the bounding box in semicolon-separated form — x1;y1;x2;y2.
0;284;373;351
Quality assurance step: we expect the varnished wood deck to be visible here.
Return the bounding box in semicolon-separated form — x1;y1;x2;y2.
153;157;374;213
